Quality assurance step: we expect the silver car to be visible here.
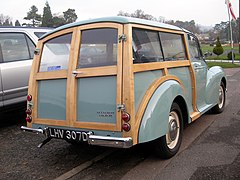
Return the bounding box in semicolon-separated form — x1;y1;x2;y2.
0;27;50;111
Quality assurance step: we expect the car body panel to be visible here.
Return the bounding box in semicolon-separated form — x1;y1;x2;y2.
0;67;3;107
138;80;186;143
0;27;51;111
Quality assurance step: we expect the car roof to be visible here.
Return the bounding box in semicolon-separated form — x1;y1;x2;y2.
40;16;184;40
0;27;52;42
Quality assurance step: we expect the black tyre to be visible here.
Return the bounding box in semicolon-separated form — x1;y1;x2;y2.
212;82;226;114
154;102;183;159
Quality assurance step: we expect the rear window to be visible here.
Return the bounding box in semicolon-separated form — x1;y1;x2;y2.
34;32;47;38
78;28;118;68
39;33;72;72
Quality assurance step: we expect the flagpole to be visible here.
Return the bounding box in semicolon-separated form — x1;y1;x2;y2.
227;2;234;64
239;0;240;54
226;0;235;63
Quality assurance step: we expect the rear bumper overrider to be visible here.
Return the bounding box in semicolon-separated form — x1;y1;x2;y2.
20;126;133;148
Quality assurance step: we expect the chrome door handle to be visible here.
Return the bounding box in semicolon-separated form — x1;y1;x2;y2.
72;70;84;76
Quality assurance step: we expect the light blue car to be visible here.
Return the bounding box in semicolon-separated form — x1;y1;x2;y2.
21;17;226;159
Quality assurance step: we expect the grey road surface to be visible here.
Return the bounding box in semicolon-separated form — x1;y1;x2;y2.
0;68;239;180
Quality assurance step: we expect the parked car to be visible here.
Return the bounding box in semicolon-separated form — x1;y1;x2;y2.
0;27;51;112
21;17;226;159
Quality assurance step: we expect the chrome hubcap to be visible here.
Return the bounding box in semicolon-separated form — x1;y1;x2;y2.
166;111;180;149
218;85;224;109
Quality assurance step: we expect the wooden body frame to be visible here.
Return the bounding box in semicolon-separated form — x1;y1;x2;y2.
27;21;202;145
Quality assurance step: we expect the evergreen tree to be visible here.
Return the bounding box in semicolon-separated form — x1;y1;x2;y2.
42;1;53;27
213;37;224;56
24;5;42;27
63;9;77;24
52;16;65;27
15;20;21;26
3;19;12;26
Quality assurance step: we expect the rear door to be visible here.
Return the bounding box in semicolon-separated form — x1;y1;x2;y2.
34;23;123;131
72;24;123;131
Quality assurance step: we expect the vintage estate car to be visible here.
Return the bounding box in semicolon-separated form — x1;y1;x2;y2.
21;17;226;158
0;27;50;112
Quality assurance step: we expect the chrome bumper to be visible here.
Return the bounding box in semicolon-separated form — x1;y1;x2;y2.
88;135;133;148
20;126;133;148
21;126;46;135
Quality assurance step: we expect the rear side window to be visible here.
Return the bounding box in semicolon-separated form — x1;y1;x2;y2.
39;33;72;72
159;32;187;61
0;33;35;63
132;28;163;64
78;28;118;68
34;32;47;38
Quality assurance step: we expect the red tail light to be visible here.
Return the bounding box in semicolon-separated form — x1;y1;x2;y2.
26;109;32;115
27;94;32;101
122;112;130;122
122;123;131;132
26;116;32;123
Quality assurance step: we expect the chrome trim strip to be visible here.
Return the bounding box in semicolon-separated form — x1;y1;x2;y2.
4;86;28;95
88;135;133;148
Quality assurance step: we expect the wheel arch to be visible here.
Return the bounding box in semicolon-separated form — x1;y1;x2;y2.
137;80;187;144
173;95;189;126
221;76;227;89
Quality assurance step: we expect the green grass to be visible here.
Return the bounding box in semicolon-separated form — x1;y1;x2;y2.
201;44;240;60
207;62;240;68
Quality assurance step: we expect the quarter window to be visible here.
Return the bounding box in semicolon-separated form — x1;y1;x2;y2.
159;32;186;61
78;28;118;68
188;34;202;60
39;33;72;72
0;33;35;62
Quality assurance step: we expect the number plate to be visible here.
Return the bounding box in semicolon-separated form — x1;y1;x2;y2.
48;127;90;142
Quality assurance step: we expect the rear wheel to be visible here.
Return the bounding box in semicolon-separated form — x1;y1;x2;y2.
212;82;226;114
155;102;183;159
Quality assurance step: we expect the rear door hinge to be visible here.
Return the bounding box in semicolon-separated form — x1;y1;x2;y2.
117;104;125;112
118;34;127;43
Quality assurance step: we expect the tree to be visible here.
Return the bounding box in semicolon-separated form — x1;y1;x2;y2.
15;20;21;26
167;20;200;34
63;9;77;24
3;19;12;26
0;14;12;26
42;1;53;27
24;5;42;27
118;9;157;21
52;16;66;27
213;37;224;56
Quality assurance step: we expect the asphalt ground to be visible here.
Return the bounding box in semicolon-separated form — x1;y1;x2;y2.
0;68;239;180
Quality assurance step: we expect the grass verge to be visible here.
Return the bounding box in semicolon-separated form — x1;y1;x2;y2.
207;62;240;68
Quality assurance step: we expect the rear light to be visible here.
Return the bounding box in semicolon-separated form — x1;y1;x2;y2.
122;123;131;132
26;109;32;115
27;94;32;101
122;112;130;122
26;116;32;123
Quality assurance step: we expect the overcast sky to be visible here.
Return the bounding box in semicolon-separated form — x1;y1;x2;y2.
1;0;239;26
